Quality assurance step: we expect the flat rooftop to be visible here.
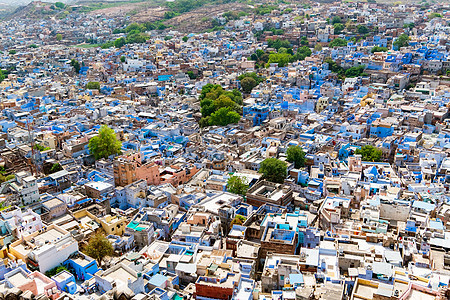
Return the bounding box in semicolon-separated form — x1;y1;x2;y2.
8;271;28;287
34;228;66;244
407;290;436;300
105;266;136;283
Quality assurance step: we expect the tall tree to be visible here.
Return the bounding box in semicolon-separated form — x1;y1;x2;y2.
84;234;113;266
227;176;249;196
86;81;100;90
70;59;80;74
286;146;306;168
355;145;382;162
259;158;287;183
88;125;122;160
240;77;257;93
209;107;241;126
393;34;409;49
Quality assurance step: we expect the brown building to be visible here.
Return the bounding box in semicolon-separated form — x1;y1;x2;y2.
113;152;160;186
195;272;240;300
245;180;293;207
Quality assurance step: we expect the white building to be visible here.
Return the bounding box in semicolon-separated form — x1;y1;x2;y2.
13;171;40;205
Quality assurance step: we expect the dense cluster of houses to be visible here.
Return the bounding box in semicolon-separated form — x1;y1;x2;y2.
0;0;448;299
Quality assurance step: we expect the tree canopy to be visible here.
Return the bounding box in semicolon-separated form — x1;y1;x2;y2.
209;107;241;126
331;16;342;24
227;176;249;196
240;77;257;93
199;84;242;127
393;34;409;49
371;46;388;53
345;65;367;78
70;59;80;74
286;146;306;168
333;23;345;34
86;81;100;90
88;125;122;160
357;25;369;34
329;38;348;48
355;145;382;162
230;215;246;226
83;234;114;266
267;38;291;50
238;72;265;84
259;158;287;183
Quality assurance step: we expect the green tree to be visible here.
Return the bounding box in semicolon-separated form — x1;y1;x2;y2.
126;31;148;44
164;10;177;19
230;215;246;226
187;70;196;79
259;158;287;183
55;2;65;9
227;176;249;196
209;107;241;126
267;52;291;67
84;234;114;266
70;59;80;74
371;46;388;53
88;125;122;160
345;65;366;78
86;81;100;90
325;58;344;75
200;98;215;117
286;146;306;168
238;72;265;84
29;44;38;48
241;77;257;93
333;23;345;34
213;95;240;112
120;56;126;63
428;12;442;19
267;38;291;50
8;50;16;55
0;70;5;83
199;116;210;128
101;41;114;49
182;36;189;42
45;265;69;278
34;144;50;151
329;38;348;48
332;16;342;24
357;25;369;34
297;46;312;60
393;34;409;49
355;145;382;162
114;37;126;48
314;43;323;52
56;33;62;41
50;163;63;174
125;23;144;33
199;84;243;120
300;36;309;46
